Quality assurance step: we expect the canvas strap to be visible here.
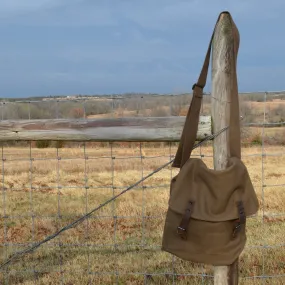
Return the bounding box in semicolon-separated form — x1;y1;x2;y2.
172;11;241;169
177;201;194;240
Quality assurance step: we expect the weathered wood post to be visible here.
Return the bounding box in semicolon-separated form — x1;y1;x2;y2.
211;12;240;285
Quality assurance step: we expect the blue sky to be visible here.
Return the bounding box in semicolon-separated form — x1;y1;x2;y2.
0;0;285;98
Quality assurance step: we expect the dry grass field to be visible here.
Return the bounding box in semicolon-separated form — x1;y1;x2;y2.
0;143;284;284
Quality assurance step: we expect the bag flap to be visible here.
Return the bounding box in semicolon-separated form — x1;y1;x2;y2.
168;158;259;222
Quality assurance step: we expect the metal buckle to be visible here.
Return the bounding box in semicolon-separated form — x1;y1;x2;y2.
232;220;241;239
177;226;187;240
176;201;194;240
232;201;246;238
192;83;204;90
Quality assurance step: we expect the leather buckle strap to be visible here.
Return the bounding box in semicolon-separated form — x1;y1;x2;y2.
232;201;246;239
192;83;204;90
177;226;187;240
192;83;204;98
232;220;242;239
177;201;194;240
237;200;246;224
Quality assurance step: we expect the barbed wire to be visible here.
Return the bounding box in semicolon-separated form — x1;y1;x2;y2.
0;123;232;270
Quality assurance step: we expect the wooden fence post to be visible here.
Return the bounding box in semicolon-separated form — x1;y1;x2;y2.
211;12;240;285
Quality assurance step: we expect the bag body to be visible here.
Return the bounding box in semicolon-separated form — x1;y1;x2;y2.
162;158;259;265
161;12;259;266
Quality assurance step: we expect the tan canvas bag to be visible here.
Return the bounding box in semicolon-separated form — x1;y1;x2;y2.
161;12;259;266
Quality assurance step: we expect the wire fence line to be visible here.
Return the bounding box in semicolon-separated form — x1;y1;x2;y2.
0;122;233;270
0;91;285;284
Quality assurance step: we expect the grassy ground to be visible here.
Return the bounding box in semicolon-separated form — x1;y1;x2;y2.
0;144;285;284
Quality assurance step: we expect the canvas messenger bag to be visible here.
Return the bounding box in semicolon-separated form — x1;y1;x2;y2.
161;12;259;266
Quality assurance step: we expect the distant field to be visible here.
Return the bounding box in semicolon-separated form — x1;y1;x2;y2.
85;97;285;120
248;99;285;109
0;145;284;284
2;93;285;123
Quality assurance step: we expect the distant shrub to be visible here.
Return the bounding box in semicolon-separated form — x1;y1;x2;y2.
54;140;65;148
250;133;262;146
70;107;84;119
150;107;169;117
36;140;51;148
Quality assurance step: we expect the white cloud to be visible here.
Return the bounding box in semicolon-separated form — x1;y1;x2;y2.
0;0;65;17
59;29;202;64
1;0;284;29
0;0;117;26
118;0;285;31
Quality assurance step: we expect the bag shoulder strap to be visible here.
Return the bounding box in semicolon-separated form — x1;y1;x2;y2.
172;11;241;169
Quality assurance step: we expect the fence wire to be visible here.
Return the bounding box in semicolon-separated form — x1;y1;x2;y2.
0;91;285;284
